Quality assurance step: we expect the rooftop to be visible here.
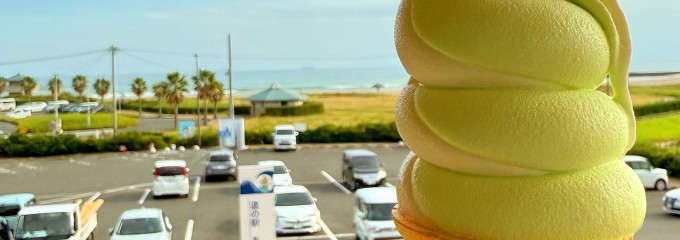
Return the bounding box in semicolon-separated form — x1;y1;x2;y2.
247;83;307;102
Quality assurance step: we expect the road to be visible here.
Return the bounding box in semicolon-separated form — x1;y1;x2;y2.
0;144;678;240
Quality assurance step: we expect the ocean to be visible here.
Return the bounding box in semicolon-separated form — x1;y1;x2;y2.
24;67;410;98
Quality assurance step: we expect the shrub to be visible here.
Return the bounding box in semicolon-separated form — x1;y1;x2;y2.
634;99;680;117
263;102;324;116
0;122;401;157
628;143;680;177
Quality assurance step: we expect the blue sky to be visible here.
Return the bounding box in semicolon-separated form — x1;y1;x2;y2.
0;0;678;76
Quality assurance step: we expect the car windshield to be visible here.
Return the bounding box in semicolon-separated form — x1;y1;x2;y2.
117;218;163;235
350;156;380;170
276;129;294;135
209;155;232;162
0;205;20;217
273;166;287;174
157;167;184;176
15;212;73;238
276;192;313;206
366;203;396;221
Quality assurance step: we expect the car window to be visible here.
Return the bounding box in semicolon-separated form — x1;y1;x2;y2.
157;167;184;176
276;129;294;135
273;166;287;174
349;156;380;169
366;203;396;221
209;155;232;162
639;161;651;169
276;192;313;206
118;218;163;235
0;205;20;217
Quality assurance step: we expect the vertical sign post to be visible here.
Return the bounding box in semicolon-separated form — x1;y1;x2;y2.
238;165;275;240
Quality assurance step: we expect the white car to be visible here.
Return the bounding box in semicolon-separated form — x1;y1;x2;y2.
663;189;680;215
4;108;31;119
354;187;401;240
16;102;46;113
272;124;298;151
258;160;292;186
152;160;190;198
624;155;668;191
45;100;69;113
109;208;172;240
274;185;321;235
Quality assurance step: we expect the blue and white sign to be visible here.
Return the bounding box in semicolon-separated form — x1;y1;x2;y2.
239;165;275;240
178;120;195;138
219;118;243;148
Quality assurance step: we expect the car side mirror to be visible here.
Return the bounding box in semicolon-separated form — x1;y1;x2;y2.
294;132;299;136
108;227;114;235
271;132;275;137
186;168;190;173
288;169;292;173
313;197;318;202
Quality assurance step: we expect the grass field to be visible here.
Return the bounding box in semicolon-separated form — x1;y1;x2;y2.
637;113;680;143
13;113;139;133
241;93;398;131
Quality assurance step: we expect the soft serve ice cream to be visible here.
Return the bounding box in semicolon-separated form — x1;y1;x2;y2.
393;0;645;239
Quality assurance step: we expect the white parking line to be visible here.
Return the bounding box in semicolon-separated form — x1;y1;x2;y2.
40;192;97;204
385;183;395;188
39;182;152;203
277;233;356;240
192;177;201;202
184;219;194;240
320;171;351;195
18;162;38;170
138;189;151;205
318;218;338;240
0;167;16;175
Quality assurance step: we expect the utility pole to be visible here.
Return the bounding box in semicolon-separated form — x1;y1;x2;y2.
194;54;202;146
111;46;118;135
228;34;234;119
53;75;61;134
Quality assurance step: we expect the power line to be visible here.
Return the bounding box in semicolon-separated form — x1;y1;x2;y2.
124;48;224;59
68;51;110;73
0;49;109;66
118;50;180;70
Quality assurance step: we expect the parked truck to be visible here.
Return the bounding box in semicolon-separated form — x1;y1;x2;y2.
13;199;103;240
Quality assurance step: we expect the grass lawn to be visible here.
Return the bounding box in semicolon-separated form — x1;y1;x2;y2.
636;113;680;143
14;113;139;133
241;93;398;131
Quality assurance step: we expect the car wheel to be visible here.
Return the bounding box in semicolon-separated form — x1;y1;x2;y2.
655;180;667;191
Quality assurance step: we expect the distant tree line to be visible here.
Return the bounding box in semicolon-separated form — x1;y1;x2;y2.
0;70;225;129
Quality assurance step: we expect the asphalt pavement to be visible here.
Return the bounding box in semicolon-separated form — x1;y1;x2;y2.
0;144;678;240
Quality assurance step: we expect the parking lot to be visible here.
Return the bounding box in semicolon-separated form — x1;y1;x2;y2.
0;144;678;240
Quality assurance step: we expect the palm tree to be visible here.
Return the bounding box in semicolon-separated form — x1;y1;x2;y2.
48;75;63;98
193;70;216;124
93;78;111;103
0;76;6;97
131;77;147;116
72;75;88;101
152;82;169;117
20;76;37;101
208;81;224;119
165;72;189;128
372;83;384;94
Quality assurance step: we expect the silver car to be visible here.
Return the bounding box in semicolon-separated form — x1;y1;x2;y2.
110;208;172;240
205;150;238;181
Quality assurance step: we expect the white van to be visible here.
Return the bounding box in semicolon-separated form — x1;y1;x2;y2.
0;98;16;112
354;187;401;240
272;124;298;151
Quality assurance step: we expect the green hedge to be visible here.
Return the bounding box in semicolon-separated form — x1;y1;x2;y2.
121;102;250;115
0;122;401;157
628;143;680;177
634;99;680;117
263;102;324;116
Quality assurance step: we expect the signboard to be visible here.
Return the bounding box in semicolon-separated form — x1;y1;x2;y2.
238;165;276;240
219;118;246;149
178;121;196;138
